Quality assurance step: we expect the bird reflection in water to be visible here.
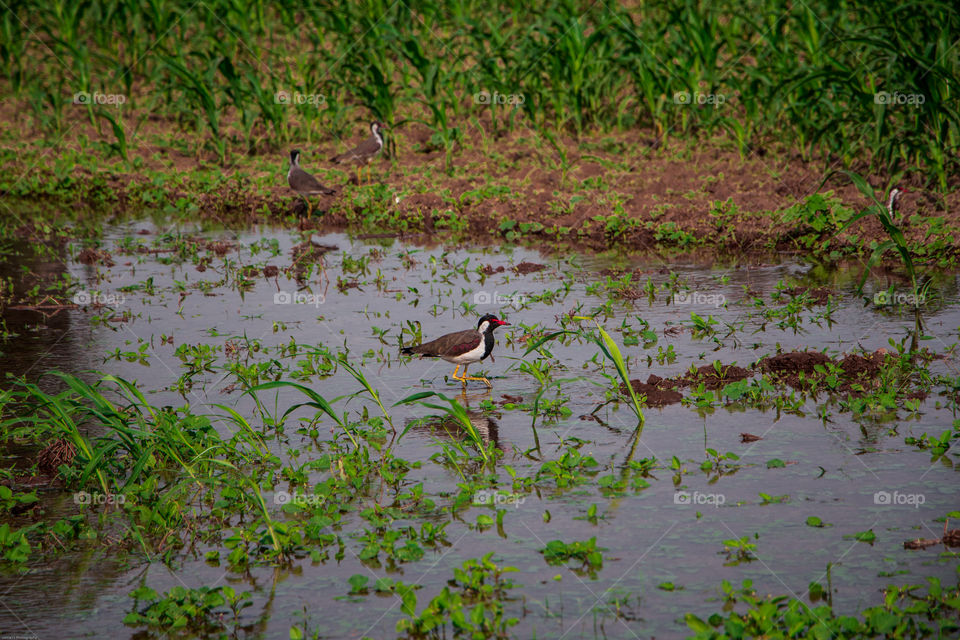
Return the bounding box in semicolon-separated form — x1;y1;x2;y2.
403;390;503;451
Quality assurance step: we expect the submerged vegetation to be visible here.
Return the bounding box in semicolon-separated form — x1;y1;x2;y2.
1;225;959;636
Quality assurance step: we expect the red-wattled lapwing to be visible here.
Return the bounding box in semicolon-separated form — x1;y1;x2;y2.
887;187;905;219
401;314;510;388
330;121;386;184
288;150;335;217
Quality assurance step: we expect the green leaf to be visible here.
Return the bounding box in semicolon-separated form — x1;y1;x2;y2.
348;574;369;593
854;529;876;543
685;613;713;632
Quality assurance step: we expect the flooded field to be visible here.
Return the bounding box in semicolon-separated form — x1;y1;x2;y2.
0;218;957;638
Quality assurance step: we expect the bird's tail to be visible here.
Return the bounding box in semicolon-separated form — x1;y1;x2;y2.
400;346;415;355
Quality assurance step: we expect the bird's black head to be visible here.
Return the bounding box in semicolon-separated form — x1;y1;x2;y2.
477;313;509;332
289;150;301;165
371;121;387;135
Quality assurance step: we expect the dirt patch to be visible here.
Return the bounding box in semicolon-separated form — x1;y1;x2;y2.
76;248;114;266
481;264;506;275
758;350;886;393
673;364;753;390
203;240;236;257
759;351;832;378
783;286;834;305
514;261;546;275
621;375;683;407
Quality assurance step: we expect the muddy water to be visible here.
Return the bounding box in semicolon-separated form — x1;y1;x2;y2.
1;221;958;639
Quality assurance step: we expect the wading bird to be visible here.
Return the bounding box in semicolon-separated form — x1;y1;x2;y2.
330;121;386;184
287;150;335;217
401;314;510;388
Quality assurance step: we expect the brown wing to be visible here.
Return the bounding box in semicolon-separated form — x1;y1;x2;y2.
405;329;480;357
330;134;382;164
289;167;335;195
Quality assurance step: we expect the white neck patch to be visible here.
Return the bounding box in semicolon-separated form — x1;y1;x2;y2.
477;320;490;333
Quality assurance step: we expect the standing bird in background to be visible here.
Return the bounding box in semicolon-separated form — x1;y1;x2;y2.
287;150;335;218
330;121;386;184
887;187;905;219
401;314;510;388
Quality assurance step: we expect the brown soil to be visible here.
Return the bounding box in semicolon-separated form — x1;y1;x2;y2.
674;363;753;390
622;375;683;407
513;262;547;275
7;112;959;256
758;350;886;393
76;248;115;266
481;265;506;275
759;351;833;377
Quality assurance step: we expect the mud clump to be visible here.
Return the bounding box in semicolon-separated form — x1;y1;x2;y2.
77;248;115;267
203;240;235;257
674;364;752;390
760;351;832;377
783;286;834;305
481;264;505;276
621;375;683;407
514;262;546;275
758;350;886;394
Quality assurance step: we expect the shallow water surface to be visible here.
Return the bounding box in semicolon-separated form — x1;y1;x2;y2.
1;220;957;639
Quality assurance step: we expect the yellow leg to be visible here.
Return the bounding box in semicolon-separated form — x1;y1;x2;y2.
451;364;464;383
459;364;492;388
